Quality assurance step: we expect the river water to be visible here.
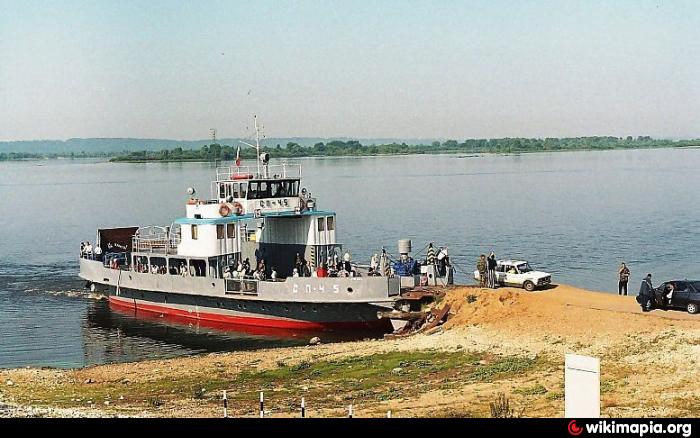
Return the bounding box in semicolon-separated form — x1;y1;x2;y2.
1;148;698;368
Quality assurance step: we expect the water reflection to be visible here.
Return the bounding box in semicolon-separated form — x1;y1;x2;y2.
80;298;383;367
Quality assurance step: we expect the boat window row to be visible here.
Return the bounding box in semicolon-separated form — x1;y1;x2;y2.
317;216;335;232
219;182;248;199
216;224;236;239
218;180;300;200
133;255;208;277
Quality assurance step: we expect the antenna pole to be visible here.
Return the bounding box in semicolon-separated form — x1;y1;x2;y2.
254;115;261;177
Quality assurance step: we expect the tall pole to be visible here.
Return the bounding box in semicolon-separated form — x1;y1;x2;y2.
254;115;261;177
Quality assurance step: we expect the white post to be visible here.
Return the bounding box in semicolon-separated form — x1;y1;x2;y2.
348;404;353;418
565;354;600;418
387;410;391;418
222;390;228;418
301;397;305;418
259;391;264;418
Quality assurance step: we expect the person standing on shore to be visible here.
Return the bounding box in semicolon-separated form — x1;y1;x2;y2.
618;262;630;295
637;273;654;312
487;252;497;288
477;254;487;287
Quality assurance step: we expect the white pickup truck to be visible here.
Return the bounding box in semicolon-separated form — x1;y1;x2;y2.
474;259;552;291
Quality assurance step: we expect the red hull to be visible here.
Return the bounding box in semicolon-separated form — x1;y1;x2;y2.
108;296;391;332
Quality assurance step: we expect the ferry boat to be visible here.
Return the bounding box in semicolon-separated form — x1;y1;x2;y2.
79;119;402;331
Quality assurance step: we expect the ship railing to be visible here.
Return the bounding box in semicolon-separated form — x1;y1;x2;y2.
215;163;302;181
132;226;181;255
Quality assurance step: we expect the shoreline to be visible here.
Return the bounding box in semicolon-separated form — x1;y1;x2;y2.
1;283;698;418
2;144;699;163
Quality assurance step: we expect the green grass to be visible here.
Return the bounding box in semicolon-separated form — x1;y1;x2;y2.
6;350;546;413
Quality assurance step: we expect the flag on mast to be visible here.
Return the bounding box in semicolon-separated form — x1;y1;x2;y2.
235;145;241;166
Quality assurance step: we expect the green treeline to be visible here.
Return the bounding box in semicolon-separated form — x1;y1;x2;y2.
109;136;699;162
0;151;115;161
2;136;699;162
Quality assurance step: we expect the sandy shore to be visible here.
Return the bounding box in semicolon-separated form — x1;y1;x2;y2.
1;283;698;418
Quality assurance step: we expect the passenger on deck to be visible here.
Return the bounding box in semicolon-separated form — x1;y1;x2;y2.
80;241;86;257
370;254;379;271
223;265;231;279
301;259;311;277
85;242;93;259
271;267;278;280
294;253;303;274
243;258;251;275
317;263;328;278
94;245;103;261
253;269;262;280
292;268;300;278
180;263;189;276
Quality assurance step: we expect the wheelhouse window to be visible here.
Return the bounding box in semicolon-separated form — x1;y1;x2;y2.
317;217;325;232
227;223;236;238
327;216;335;231
216;224;224;239
247;179;299;199
191;224;198;240
219;183;226;199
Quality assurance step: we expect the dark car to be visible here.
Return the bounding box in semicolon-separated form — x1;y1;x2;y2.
637;280;700;314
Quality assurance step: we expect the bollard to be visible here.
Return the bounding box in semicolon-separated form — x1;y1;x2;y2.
301;397;306;418
222;390;228;418
387;410;391;418
348;404;353;418
259;391;264;418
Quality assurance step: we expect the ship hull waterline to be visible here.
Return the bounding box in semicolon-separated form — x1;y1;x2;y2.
105;288;394;332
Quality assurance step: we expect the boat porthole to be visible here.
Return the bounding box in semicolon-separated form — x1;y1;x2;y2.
237;304;242;309
347;287;353;293
242;304;246;310
284;306;289;312
141;293;145;299
164;295;168;303
312;307;317;313
301;306;305;312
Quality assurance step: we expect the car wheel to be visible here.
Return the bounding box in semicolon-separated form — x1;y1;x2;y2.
688;303;699;314
523;281;535;292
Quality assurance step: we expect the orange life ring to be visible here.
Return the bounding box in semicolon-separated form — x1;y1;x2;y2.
231;173;253;180
219;203;232;217
232;201;244;216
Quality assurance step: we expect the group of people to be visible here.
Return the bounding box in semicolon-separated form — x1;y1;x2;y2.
223;257;272;280
79;241;102;260
476;252;498;288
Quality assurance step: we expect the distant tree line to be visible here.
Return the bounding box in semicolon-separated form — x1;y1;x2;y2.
0;151;116;161
2;137;699;162
108;136;700;162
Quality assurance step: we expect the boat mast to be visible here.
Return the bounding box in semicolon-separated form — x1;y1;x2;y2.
254;115;261;177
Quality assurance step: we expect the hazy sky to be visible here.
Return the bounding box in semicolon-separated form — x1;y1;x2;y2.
1;0;698;141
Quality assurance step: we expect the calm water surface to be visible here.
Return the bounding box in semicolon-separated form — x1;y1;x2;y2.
1;149;699;368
